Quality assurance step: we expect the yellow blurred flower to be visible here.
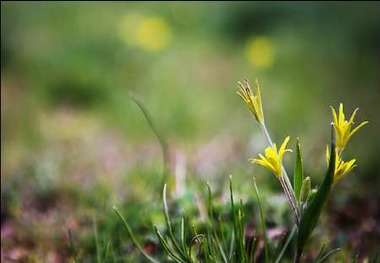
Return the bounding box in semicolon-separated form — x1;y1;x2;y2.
246;37;274;69
326;146;356;183
135;17;171;51
250;136;292;177
119;14;172;52
237;79;265;124
330;103;368;151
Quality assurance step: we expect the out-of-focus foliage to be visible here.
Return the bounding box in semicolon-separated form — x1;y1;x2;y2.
2;2;380;262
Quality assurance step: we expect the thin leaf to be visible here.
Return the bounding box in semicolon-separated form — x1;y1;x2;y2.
189;226;205;261
253;177;269;263
229;177;247;262
206;184;228;263
294;139;304;201
315;248;341;263
162;184;189;260
155;226;185;263
130;96;170;187
180;217;186;253
274;226;296;263
112;206;159;263
247;236;257;263
103;240;112;262
228;231;235;261
297;132;336;257
315;243;327;261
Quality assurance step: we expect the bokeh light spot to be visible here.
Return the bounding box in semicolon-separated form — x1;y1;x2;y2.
119;14;172;52
246;36;274;69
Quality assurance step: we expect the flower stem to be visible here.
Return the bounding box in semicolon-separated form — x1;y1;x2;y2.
261;123;274;147
261;123;300;224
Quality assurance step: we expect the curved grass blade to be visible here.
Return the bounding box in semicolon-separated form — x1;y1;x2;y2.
274;225;296;263
162;184;190;261
189;233;206;256
315;243;327;261
130;95;170;187
155;226;185;263
315;248;341;263
112;206;159;263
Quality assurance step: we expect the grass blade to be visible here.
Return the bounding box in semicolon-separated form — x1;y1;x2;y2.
253;177;269;263
315;248;341;263
229;176;247;262
274;225;296;263
103;240;112;262
315;243;327;261
162;184;189;260
248;236;257;263
112;206;159;263
130;95;170;188
228;231;235;261
180;217;186;252
206;184;228;263
155;226;185;263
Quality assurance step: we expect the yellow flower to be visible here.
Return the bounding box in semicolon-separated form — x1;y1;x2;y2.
246;37;274;69
250;136;292;177
119;14;171;52
331;103;368;151
135;17;171;51
237;79;265;124
326;146;357;183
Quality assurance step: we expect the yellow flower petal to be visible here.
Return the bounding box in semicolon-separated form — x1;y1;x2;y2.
237;79;265;124
326;146;357;184
330;103;368;151
250;137;291;177
338;103;345;126
349;108;359;124
279;136;291;159
348;121;368;139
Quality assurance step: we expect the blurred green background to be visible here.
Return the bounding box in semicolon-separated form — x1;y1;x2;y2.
2;2;380;262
